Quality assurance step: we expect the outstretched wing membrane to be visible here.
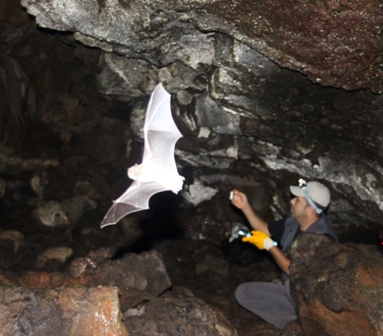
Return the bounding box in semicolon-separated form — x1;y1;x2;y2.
100;83;184;228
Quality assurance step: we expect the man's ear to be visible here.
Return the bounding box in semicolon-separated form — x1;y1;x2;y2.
307;206;317;216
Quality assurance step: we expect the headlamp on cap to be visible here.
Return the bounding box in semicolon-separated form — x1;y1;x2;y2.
298;178;323;215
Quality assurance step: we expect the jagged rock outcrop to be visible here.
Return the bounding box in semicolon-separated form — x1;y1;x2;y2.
0;249;171;312
0;246;244;336
36;246;73;269
289;233;383;335
0;286;129;336
124;286;237;336
21;0;383;93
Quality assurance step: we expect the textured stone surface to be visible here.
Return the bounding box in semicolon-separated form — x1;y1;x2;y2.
14;0;383;240
36;246;73;269
124;286;236;336
21;0;383;93
0;249;171;312
289;233;383;335
0;0;382;244
0;286;128;336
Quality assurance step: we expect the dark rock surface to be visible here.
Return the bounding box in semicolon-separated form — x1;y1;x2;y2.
21;0;383;93
289;233;383;335
156;238;283;336
1;0;383;245
124;286;236;336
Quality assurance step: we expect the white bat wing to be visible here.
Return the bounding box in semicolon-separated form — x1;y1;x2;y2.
100;83;184;228
142;83;182;168
100;181;167;228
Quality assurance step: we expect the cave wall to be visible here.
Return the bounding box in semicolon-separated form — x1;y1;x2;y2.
1;0;383;253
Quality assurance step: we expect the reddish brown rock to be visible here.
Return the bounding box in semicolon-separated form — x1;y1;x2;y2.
196;0;383;93
0;285;128;336
0;249;171;312
288;233;383;336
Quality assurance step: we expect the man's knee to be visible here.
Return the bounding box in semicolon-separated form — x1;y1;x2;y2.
235;283;245;302
235;282;255;304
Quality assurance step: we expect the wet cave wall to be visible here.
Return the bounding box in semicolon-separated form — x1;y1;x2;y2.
0;0;383;295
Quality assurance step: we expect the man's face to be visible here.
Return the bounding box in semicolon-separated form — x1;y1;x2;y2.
290;196;309;219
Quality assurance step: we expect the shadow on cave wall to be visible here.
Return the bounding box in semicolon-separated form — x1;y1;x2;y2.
112;191;186;257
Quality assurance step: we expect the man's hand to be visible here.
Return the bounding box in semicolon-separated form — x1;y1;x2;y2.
230;189;271;235
230;190;249;210
242;230;275;250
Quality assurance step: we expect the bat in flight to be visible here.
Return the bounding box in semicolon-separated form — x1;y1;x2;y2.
100;83;184;228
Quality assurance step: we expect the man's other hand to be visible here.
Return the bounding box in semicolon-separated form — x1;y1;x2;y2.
230;190;249;210
242;230;275;250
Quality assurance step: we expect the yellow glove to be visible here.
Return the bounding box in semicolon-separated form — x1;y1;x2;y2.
242;231;275;250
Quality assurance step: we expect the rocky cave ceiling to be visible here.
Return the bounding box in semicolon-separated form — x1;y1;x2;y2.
1;0;383;252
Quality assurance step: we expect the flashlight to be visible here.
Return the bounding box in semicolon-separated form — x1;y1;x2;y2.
237;228;251;237
298;178;306;188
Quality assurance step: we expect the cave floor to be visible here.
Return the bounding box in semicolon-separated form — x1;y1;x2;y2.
156;238;283;336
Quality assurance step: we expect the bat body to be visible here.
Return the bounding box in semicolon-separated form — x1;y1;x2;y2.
100;83;184;228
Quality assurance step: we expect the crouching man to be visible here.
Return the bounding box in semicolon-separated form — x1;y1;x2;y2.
231;179;338;330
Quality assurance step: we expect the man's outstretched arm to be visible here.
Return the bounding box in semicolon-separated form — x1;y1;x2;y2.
230;190;271;236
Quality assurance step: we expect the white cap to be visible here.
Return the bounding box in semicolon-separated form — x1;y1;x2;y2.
290;181;330;208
